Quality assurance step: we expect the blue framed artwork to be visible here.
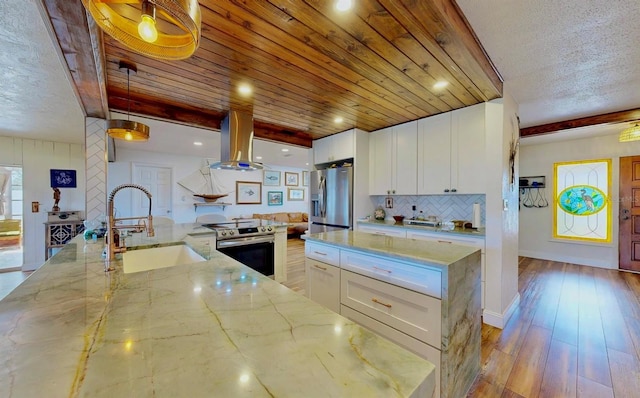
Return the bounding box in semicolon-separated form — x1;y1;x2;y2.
267;191;283;206
50;169;77;188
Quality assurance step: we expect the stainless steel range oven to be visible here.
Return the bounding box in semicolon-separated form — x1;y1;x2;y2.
203;220;275;277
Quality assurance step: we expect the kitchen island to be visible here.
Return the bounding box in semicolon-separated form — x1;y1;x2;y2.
0;223;435;397
304;230;481;398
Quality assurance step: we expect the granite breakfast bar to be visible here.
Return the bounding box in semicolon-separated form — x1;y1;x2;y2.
0;223;435;397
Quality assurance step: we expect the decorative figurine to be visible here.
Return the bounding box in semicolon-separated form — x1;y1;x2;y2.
52;188;61;211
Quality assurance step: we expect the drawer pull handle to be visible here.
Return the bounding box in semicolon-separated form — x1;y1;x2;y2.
313;251;327;256
437;240;452;244
371;298;392;308
313;264;327;271
372;266;392;274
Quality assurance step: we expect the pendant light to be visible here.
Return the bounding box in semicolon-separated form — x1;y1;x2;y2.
619;122;640;142
106;61;150;142
81;0;201;61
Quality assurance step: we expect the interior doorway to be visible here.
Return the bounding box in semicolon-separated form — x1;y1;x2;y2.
0;166;23;272
619;155;640;272
132;163;173;219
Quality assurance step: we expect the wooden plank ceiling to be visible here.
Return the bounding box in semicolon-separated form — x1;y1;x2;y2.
40;0;503;148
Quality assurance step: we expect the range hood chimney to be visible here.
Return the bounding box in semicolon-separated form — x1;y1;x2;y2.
210;109;263;171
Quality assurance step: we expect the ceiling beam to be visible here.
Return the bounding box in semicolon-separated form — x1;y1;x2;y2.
521;108;640;137
108;91;313;148
37;0;107;118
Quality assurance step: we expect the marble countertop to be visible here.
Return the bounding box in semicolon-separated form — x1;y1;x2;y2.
357;219;486;237
0;223;435;397
305;230;480;267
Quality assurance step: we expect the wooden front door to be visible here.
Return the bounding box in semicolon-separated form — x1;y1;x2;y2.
619;155;640;271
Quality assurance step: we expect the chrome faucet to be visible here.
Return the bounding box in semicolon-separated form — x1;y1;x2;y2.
105;184;155;267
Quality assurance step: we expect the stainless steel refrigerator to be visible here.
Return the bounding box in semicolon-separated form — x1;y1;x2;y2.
309;167;353;234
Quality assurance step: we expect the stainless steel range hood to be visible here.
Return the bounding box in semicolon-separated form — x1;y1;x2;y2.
210;109;263;171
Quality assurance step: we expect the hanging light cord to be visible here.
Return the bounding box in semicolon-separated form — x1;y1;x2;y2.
126;68;131;121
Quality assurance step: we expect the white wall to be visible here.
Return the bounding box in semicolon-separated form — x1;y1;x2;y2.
519;132;640;269
482;94;520;328
108;148;308;223
0;136;85;271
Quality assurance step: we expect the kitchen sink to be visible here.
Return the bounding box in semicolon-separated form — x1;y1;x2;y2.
122;244;206;274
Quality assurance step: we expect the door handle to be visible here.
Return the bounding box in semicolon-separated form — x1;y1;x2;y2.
622;209;630;220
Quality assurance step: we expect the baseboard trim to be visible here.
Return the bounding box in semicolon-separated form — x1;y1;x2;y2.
482;293;520;329
518;250;615;269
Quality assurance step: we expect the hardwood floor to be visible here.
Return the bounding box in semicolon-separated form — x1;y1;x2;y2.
282;241;640;398
470;257;640;398
282;237;306;295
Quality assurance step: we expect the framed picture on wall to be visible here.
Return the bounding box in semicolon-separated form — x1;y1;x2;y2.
50;169;77;188
285;172;298;186
236;181;262;204
302;171;309;186
267;191;283;206
263;170;281;186
288;188;304;201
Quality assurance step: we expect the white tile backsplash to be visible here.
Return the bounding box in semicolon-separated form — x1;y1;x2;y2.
371;194;486;225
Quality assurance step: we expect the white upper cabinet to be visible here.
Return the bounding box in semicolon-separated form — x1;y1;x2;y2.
369;121;417;195
417;113;451;195
313;129;354;165
418;104;486;194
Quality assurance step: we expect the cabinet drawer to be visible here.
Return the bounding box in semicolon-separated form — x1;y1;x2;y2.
407;230;484;251
340;250;441;298
358;225;407;238
305;241;340;265
341;270;441;348
305;258;340;313
341;305;440;398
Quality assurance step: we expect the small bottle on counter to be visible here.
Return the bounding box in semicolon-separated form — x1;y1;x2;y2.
417;211;425;221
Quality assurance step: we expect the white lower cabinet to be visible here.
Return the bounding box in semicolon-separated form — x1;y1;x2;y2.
340;270;441;349
305;258;340;313
305;241;341;313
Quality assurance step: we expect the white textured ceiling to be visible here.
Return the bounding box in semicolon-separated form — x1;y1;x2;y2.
0;0;85;143
457;0;640;129
0;0;637;157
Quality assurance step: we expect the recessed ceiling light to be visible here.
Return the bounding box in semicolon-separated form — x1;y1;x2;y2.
238;84;252;96
193;141;203;146
334;116;344;124
256;156;263;160
335;0;352;11
433;81;449;89
305;163;309;166
281;148;289;152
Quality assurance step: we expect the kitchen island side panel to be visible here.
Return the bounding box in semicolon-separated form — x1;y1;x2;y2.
440;250;482;398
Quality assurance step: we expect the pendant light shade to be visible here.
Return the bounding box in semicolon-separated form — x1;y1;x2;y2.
107;61;150;142
619;123;640;142
81;0;201;61
106;119;150;142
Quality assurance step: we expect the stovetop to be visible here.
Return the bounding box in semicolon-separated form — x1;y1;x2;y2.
202;220;275;239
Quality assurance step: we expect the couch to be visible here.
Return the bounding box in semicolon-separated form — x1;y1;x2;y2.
253;212;308;237
0;219;21;248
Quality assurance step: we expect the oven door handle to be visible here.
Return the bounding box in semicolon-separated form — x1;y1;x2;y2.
217;235;275;248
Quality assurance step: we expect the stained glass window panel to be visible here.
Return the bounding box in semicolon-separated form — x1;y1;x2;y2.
554;159;611;242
